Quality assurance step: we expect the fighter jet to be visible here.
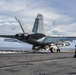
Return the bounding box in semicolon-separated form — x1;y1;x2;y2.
0;14;76;52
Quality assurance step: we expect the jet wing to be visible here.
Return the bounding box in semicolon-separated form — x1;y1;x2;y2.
43;36;76;44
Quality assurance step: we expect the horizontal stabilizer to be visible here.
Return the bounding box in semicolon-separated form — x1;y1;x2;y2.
0;35;15;38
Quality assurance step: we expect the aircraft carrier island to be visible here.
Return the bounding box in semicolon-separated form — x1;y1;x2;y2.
0;52;76;75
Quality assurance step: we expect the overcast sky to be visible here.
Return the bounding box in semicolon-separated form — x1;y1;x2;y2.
0;0;76;36
0;0;76;48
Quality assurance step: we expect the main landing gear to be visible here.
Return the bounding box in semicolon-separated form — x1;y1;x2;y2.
32;45;61;53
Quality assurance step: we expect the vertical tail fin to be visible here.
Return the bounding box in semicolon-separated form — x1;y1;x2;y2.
15;17;30;34
32;14;45;34
15;17;25;34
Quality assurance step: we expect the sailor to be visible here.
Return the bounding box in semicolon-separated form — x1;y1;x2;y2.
74;45;76;58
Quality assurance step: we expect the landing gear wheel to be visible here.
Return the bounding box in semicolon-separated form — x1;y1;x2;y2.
57;49;60;52
50;48;53;53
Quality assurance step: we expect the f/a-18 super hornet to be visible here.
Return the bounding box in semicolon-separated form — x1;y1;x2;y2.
0;14;76;52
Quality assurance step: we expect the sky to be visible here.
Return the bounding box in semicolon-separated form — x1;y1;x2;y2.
0;0;76;36
0;0;76;48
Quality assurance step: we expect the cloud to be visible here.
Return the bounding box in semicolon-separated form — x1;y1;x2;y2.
0;0;76;36
0;0;76;48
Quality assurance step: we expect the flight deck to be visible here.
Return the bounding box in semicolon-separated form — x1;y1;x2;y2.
0;52;76;75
